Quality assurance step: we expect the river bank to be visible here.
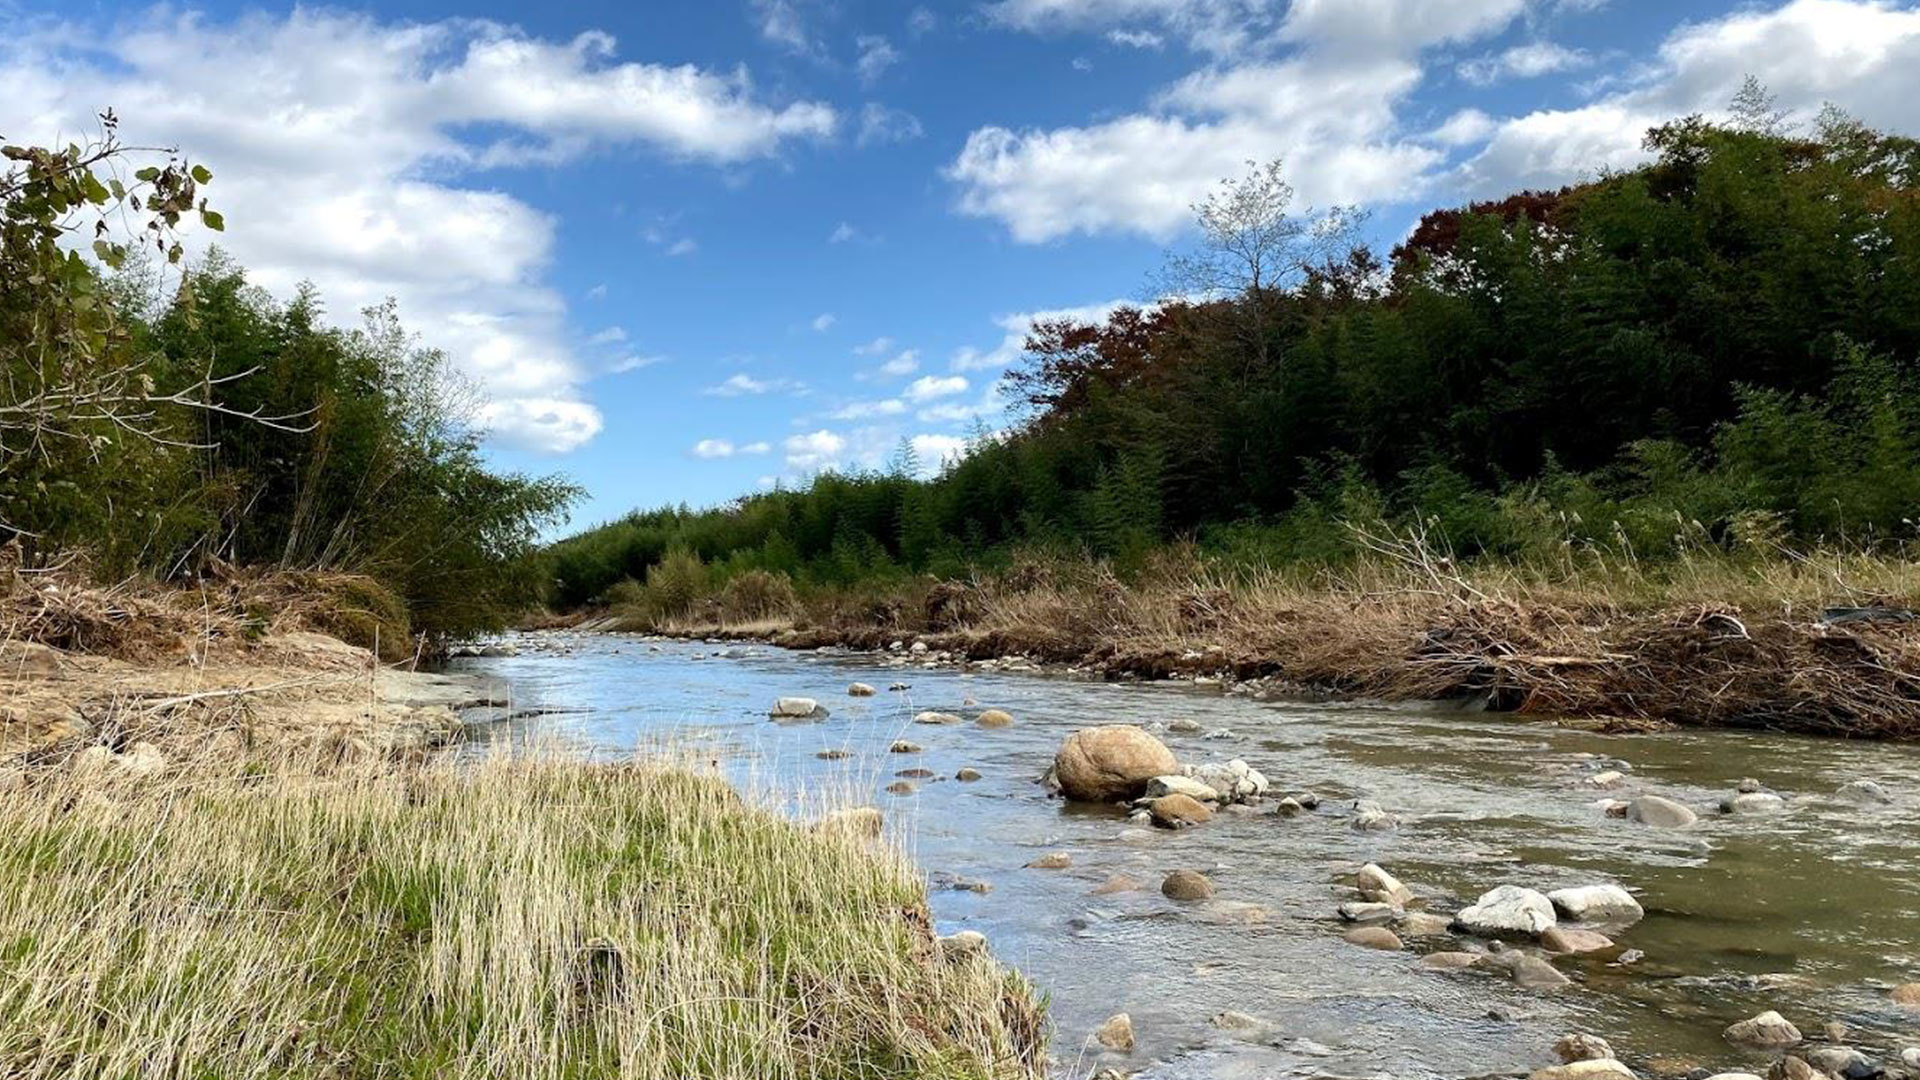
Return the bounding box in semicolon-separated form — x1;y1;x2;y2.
0;570;1045;1080
570;551;1920;740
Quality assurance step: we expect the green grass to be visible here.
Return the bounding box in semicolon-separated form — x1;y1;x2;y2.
0;751;1044;1080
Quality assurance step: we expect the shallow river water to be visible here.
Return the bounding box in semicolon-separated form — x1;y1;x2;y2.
453;631;1920;1079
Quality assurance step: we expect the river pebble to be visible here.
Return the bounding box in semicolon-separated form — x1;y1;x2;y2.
1343;926;1403;951
1161;869;1215;901
1548;884;1644;926
1454;885;1558;938
1627;794;1698;827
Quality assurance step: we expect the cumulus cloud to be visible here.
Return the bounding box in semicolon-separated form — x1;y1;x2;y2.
812;312;837;331
853;336;897;356
829;398;908;420
877;350;921;377
0;8;834;453
904;375;969;403
1454;0;1920;197
783;429;847;470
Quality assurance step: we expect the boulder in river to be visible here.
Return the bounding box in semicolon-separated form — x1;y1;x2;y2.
1094;1013;1134;1052
1421;951;1480;970
955;767;983;782
914;711;962;725
1168;718;1205;734
1025;852;1072;869
1547;885;1644;926
1356;863;1415;907
1890;982;1920;1006
884;781;916;796
1626;794;1698;828
888;740;921;754
1453;886;1558;938
1476;951;1571;990
1553;1033;1616;1063
1397;912;1452;937
1722;790;1787;815
848;683;877;697
1541;926;1617;956
1148;793;1214;828
1343;926;1403;951
770;697;824;719
1835;779;1892;805
1161;870;1215;901
1144;775;1219;802
1351;800;1398;831
1053;726;1179;803
1723;1010;1802;1049
1094;874;1144;896
976;709;1014;728
1338;902;1398;924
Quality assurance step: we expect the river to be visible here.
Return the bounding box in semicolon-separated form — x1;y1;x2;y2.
451;630;1920;1079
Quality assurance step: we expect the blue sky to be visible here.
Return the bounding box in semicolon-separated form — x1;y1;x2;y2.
4;0;1920;530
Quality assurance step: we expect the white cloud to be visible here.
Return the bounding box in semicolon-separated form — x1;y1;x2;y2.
904;374;969;402
1428;108;1498;147
908;7;939;36
1457;41;1590;86
585;283;609;301
878;350;921;376
783;429;847;470
858;102;925;146
1455;0;1920;198
986;0;1285;55
1106;29;1166;49
909;434;968;471
665;237;699;257
753;0;816;54
610;355;666;374
853;336;897;356
829;221;863;244
812;312;837;332
829;398;908;420
703;373;803;397
950;51;1440;242
0;9;835;453
588;327;628;346
855;35;902;85
692;438;771;459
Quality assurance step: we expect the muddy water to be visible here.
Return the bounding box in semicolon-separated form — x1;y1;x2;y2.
454;633;1920;1078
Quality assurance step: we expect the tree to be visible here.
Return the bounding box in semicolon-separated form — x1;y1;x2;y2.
1161;159;1364;367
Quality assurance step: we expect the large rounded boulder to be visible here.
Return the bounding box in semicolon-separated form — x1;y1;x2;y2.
1053;725;1179;803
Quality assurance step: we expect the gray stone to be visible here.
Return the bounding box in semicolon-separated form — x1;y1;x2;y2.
1356;863;1415;907
1338;902;1397;924
770;696;822;718
1529;1061;1635;1080
1724;1010;1802;1049
1453;885;1558;938
1836;779;1893;805
1547;885;1644;926
936;930;989;961
1722;791;1787;815
1627;794;1698;828
1343;926;1403;951
955;767;983;782
1352;800;1398;831
1553;1033;1615;1063
1162;870;1215;901
914;711;962;725
848;682;877;697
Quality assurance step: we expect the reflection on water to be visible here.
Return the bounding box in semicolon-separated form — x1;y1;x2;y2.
454;633;1920;1078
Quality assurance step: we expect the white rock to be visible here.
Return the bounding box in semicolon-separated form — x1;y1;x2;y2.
1453;885;1557;938
1528;1060;1636;1079
847;682;877;697
770;697;821;718
1144;775;1220;802
936;930;989;961
1721;791;1787;815
1627;794;1697;828
1722;1010;1801;1049
1835;779;1892;804
1356;864;1414;907
913;711;962;725
1547;885;1644;926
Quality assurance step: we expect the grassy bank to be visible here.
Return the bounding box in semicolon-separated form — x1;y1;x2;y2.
0;750;1045;1080
606;542;1920;739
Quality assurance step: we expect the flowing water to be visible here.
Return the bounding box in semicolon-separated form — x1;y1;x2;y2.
453;631;1920;1078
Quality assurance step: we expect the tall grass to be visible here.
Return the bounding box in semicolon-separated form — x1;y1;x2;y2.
0;749;1044;1080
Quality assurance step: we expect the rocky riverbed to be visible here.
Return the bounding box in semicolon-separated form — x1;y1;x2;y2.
456;630;1920;1080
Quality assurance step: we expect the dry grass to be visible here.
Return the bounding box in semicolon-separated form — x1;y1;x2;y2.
0;745;1045;1080
654;542;1920;738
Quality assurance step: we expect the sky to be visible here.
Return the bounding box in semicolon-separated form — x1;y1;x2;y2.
3;0;1920;531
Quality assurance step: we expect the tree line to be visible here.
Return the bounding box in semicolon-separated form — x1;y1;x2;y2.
2;114;577;644
551;95;1920;612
